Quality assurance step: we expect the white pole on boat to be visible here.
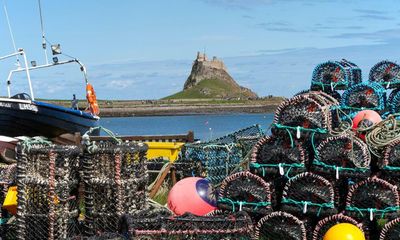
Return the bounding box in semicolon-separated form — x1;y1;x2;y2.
20;49;35;100
37;0;49;65
3;0;20;67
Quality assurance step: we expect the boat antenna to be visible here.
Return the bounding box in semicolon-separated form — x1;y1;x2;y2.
3;0;20;67
37;0;49;64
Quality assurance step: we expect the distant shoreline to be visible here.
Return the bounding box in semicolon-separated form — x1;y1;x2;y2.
99;104;279;117
43;98;284;117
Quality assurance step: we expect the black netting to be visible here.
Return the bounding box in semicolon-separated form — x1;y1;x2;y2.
313;135;370;180
312;213;362;240
121;210;253;239
369;60;400;89
15;142;81;240
179;125;264;186
83;141;148;236
250;136;307;180
272;92;338;143
341;82;386;115
380;217;400;240
311;60;361;91
249;136;307;210
345;177;399;221
281;172;337;217
388;90;400;114
180;143;242;186
218;171;271;216
382;139;400;176
255;211;307;240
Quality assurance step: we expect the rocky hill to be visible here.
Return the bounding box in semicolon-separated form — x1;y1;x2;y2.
165;52;258;99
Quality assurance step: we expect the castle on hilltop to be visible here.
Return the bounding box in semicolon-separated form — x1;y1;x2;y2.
194;52;227;71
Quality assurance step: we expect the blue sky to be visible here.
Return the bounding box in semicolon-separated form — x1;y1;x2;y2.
1;0;400;99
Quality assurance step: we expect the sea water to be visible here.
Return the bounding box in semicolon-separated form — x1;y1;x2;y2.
99;113;274;141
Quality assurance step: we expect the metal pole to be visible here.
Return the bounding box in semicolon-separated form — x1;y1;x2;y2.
20;50;35;100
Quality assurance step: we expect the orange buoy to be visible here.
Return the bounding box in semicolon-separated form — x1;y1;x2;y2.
86;83;100;115
352;110;382;140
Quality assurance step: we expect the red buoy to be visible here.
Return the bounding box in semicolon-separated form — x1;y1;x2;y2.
352;110;382;140
167;177;217;216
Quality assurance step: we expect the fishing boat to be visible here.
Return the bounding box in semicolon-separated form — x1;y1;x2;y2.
0;50;100;137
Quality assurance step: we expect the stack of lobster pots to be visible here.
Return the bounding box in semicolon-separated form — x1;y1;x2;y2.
215;60;400;240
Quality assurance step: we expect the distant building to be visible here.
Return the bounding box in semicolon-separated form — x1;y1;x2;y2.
195;52;227;71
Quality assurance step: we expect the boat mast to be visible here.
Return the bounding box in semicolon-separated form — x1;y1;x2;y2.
37;0;49;65
3;0;20;68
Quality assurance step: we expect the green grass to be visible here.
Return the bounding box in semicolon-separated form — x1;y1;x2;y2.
164;78;247;100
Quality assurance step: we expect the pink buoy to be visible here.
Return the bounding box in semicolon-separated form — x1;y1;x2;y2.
167;177;217;216
352;110;382;140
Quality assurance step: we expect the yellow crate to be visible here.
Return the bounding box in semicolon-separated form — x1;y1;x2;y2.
3;186;17;215
145;142;184;162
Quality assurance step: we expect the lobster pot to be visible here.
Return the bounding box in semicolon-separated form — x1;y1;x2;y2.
218;171;272;217
181;142;242;186
312;214;363;240
255;211;307;240
0;163;16;213
0;164;16;240
380;218;400;240
311;60;362;91
345;177;399;222
281;172;337;218
121;211;253;240
341;82;387;116
313;135;371;209
388;89;400;114
15;143;81;240
369;60;400;89
86;233;126;240
380;139;400;189
272;92;338;152
83;142;148;236
249;136;307;209
210;124;265;152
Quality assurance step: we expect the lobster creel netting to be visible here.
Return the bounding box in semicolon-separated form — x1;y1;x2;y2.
369;60;400;89
313;135;371;180
250;136;307;180
15;142;81;240
340;82;387;116
296;89;342;101
380;217;400;240
180;142;242;186
381;139;400;177
83;141;148;236
272;92;338;142
0;163;16;211
86;232;127;240
254;211;307;240
345;177;400;221
312;214;362;240
281;172;337;217
121;211;253;240
249;136;306;208
311;60;362;91
119;205;172;238
388;89;400;114
210;124;265;155
218;171;271;216
0;163;17;240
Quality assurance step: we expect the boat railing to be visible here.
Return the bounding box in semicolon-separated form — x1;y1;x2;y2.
0;49;34;100
1;49;89;101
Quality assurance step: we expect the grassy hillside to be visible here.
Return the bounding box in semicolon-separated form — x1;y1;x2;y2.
164;78;252;99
